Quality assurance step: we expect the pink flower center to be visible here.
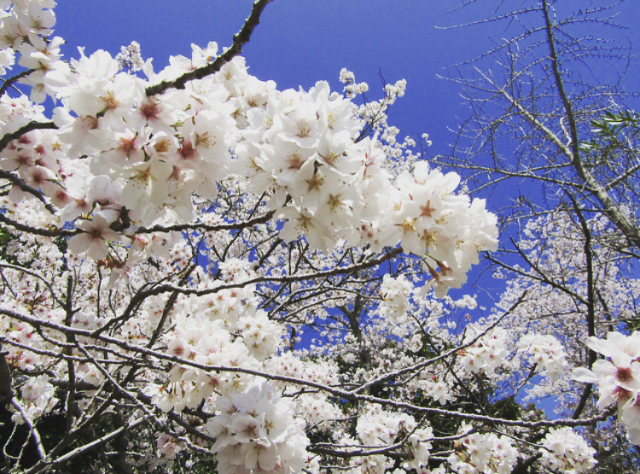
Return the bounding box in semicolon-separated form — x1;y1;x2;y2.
140;100;161;120
118;136;137;156
617;367;632;382
179;141;197;160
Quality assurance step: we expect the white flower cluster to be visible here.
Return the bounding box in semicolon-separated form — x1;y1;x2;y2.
0;91;48;150
0;0;62;102
156;432;185;459
459;327;508;375
205;383;308;474
447;428;518;474
10;374;56;424
44;45;238;230
339;67;369;97
517;334;568;381
573;331;640;444
424;378;453;406
266;352;343;425
341;404;433;474
116;40;145;72
295;393;343;426
142;283;283;413
379;274;413;321
0;46;14;75
219;257;255;283
0;12;500;294
2;1;610;472
538;427;597;473
390;163;498;296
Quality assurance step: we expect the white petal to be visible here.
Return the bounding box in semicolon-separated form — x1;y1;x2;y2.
572;367;599;384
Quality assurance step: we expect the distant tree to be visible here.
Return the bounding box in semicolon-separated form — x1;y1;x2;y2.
434;0;640;471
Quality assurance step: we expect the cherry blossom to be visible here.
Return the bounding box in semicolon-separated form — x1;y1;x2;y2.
0;1;627;473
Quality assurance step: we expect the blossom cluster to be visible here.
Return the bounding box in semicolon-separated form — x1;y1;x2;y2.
447;427;518;474
351;404;433;473
10;374;56;424
379;274;414;321
573;331;640;444
0;1;620;473
116;40;144;72
517;333;568;381
459;327;508;375
0;4;499;292
539;427;597;473
0;0;62;103
205;383;308;474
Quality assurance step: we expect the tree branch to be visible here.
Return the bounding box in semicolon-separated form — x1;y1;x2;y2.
0;169;58;214
0;343;13;403
0;306;613;431
145;0;273;96
22;417;147;474
0;121;57;153
541;0;640;249
0;69;34;98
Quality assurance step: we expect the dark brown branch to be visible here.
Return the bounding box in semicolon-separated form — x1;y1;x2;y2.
510;453;543;474
0;263;65;306
0;212;78;237
0;121;57;152
542;0;640;249
353;290;529;394
22;417;147;474
109;247;403;327
564;196;596;342
134;208;277;234
0;307;614;431
145;0;273;96
11;398;47;460
0;168;58;214
0;69;34;97
147;264;197;348
0;342;13;402
489;244;587;306
572;383;593;420
568;194;597;421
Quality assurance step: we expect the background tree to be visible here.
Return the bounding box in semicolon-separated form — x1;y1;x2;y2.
433;0;640;471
